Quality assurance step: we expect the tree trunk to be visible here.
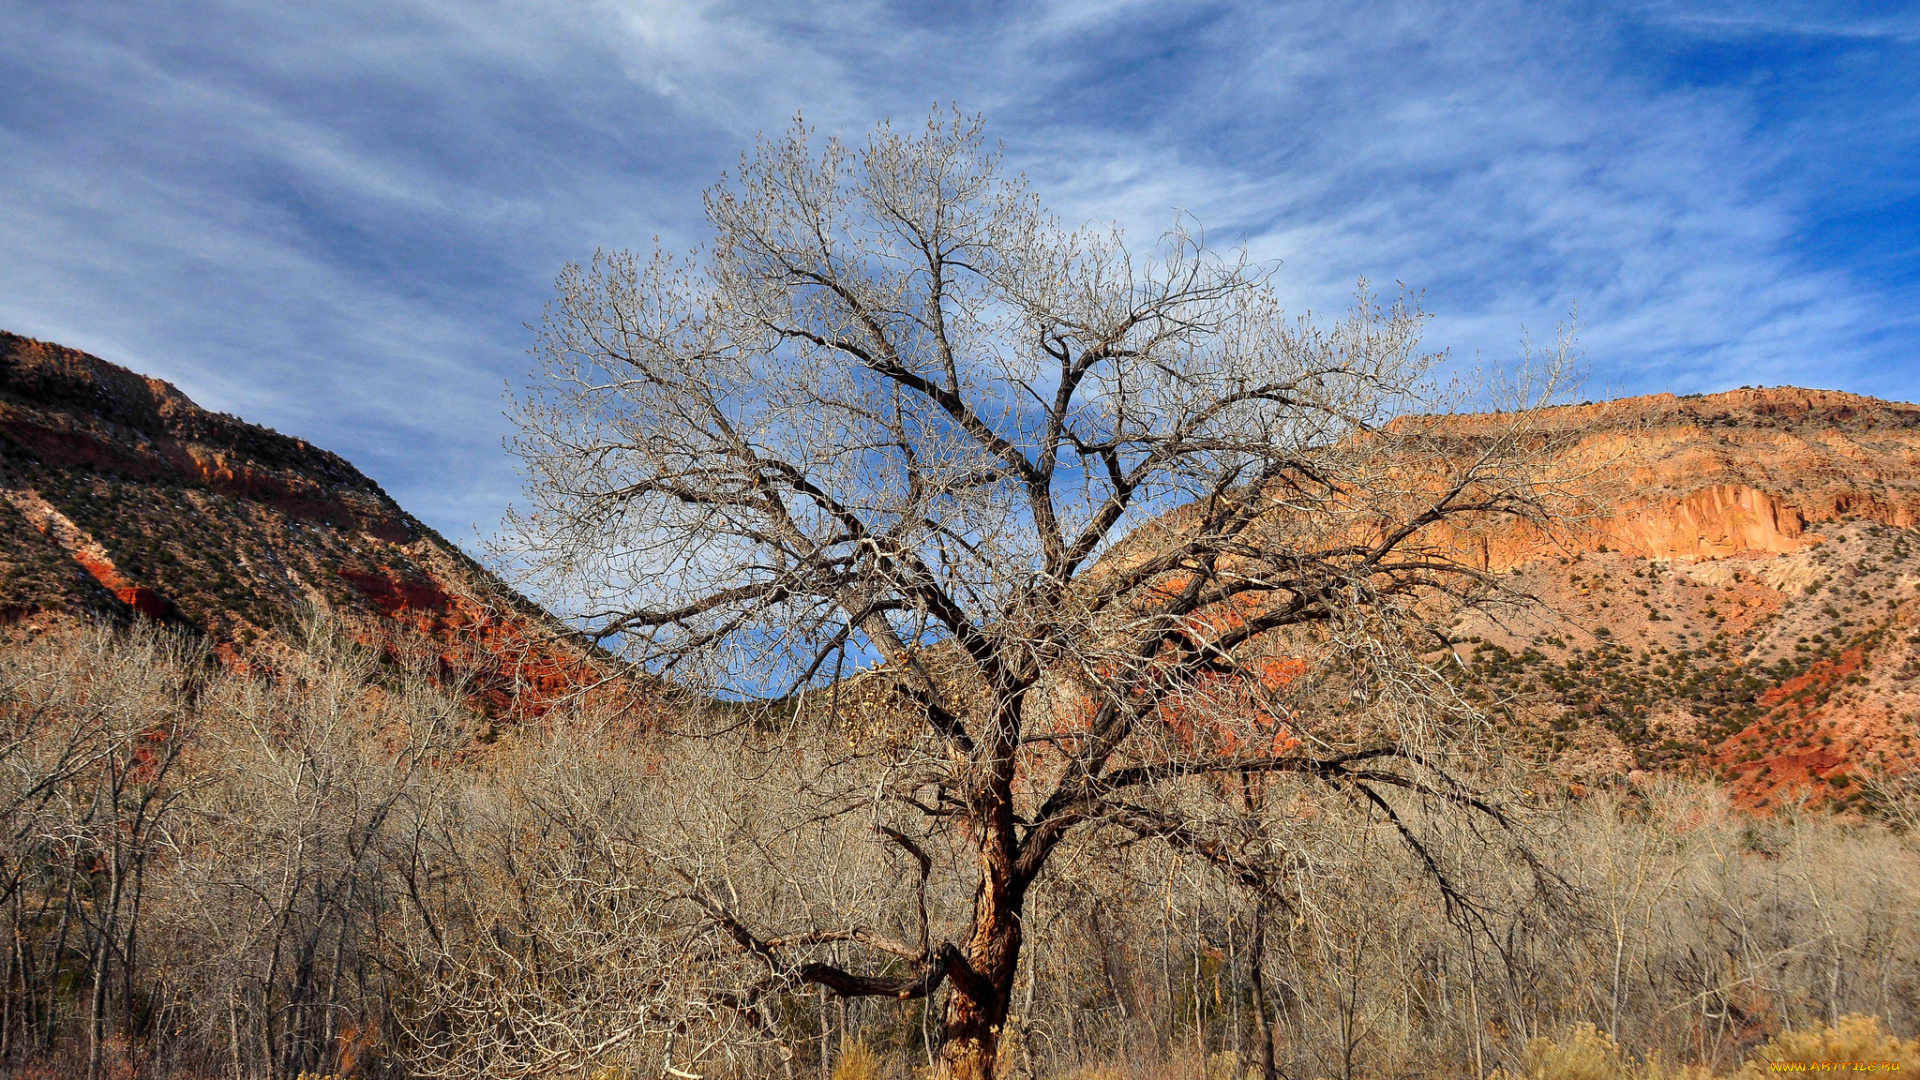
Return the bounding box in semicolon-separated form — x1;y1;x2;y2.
938;890;1023;1079
939;987;1006;1080
1250;904;1277;1080
88;839;124;1080
940;935;1018;1080
938;771;1026;1080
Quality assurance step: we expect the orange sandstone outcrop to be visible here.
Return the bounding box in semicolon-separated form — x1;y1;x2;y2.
1559;388;1920;549
1598;484;1809;560
1370;388;1920;806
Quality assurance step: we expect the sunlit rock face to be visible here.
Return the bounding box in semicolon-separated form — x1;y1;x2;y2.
1439;387;1920;807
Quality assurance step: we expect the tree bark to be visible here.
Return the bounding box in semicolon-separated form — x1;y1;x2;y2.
939;753;1027;1080
938;979;1008;1080
1250;904;1277;1080
938;913;1023;1077
938;912;1020;1080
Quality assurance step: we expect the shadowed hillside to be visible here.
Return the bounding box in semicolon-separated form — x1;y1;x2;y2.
0;330;612;717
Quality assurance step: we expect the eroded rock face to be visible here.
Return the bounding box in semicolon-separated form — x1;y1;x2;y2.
1601;484;1808;559
0;331;611;718
1581;389;1920;555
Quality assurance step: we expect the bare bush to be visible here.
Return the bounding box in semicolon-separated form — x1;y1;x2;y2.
148;620;469;1078
0;626;197;1080
0;624;1918;1078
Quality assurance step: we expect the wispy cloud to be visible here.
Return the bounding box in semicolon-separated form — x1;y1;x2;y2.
1;0;1913;541
1637;1;1920;43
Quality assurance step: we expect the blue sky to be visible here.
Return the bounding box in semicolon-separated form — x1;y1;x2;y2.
2;0;1915;546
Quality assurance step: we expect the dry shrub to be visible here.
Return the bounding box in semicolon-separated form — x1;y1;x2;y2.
6;622;1920;1080
1732;1015;1920;1075
1493;1024;1714;1080
832;1041;885;1080
1495;1015;1920;1080
1203;1050;1254;1080
1498;1023;1630;1080
1042;1053;1225;1080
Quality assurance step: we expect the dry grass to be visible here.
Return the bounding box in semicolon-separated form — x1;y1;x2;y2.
1732;1015;1920;1076
1491;1016;1919;1080
1492;1024;1713;1080
831;1042;886;1080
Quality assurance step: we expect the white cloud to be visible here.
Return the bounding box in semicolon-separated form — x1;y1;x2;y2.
0;0;1912;544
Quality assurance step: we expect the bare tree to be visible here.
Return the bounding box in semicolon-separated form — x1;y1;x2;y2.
0;627;199;1079
158;618;468;1080
505;108;1576;1079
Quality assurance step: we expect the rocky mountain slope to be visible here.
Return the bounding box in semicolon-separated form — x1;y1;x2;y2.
1445;388;1920;806
0;330;609;717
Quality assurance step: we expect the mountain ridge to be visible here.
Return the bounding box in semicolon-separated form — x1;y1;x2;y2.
0;330;610;717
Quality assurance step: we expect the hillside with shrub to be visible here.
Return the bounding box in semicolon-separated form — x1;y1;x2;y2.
1436;389;1920;805
0;330;614;718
